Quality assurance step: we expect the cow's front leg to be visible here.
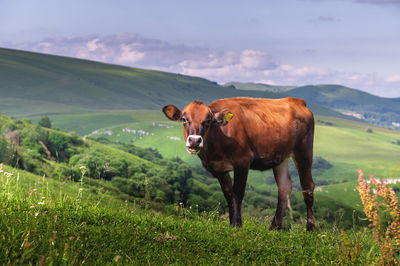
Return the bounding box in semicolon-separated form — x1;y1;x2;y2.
232;166;249;227
216;172;234;225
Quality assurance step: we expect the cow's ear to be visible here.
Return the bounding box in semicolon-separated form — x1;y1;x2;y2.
163;105;182;121
214;110;233;126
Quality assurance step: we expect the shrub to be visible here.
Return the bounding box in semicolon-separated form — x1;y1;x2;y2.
357;169;400;264
38;116;52;128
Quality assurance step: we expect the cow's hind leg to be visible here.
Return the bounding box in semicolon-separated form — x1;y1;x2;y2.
294;141;315;231
270;158;292;230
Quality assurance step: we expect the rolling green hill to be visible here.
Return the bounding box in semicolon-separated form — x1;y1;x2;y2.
223;82;296;93
227;82;400;128
0;47;351;121
87;113;400;180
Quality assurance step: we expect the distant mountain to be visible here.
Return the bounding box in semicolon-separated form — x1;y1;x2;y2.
228;82;400;128
288;84;399;112
223;82;295;93
0;48;350;120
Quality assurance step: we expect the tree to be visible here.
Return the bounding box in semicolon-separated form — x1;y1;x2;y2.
38;116;52;128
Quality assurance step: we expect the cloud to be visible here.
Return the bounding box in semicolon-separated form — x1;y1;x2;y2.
115;44;146;64
385;75;400;83
240;50;277;70
1;33;210;68
1;33;399;97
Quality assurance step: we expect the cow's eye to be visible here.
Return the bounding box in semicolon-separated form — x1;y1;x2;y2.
182;117;189;123
203;118;211;125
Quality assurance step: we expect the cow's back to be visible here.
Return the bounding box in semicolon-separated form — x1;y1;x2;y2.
208;97;314;168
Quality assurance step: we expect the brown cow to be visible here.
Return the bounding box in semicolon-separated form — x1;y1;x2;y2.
162;97;315;231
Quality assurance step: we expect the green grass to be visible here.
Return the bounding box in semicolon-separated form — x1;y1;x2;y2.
0;165;381;264
0;98;91;118
314;116;400;179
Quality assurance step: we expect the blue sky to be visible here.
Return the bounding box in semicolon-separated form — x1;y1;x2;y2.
1;0;400;97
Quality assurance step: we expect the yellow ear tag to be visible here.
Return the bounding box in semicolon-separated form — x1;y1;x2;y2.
225;112;233;122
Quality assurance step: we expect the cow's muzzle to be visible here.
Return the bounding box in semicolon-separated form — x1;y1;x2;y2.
186;135;203;155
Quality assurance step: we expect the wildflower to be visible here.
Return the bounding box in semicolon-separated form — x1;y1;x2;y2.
37;202;44;205
24;241;32;249
357;169;400;264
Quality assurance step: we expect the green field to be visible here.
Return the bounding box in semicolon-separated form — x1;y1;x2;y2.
85;113;400;178
0;164;382;264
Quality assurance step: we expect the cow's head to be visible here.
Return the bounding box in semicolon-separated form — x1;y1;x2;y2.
162;101;233;155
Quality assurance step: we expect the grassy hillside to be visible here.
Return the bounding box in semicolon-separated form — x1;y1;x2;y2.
288;84;400;114
0;164;382;264
88;113;400;180
0;48;277;111
86;112;400;221
0;48;352;121
1;110;378;231
5;113;350;223
224;82;296;93
227;82;400;128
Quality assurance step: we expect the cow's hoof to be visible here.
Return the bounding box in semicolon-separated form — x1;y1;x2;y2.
269;223;282;230
306;222;315;231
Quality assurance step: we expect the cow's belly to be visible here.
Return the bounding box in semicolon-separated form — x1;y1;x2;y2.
204;160;234;173
250;153;292;171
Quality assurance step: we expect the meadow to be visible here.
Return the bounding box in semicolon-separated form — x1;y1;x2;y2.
0;164;383;264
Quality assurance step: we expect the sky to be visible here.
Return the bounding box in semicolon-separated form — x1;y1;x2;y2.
1;0;400;97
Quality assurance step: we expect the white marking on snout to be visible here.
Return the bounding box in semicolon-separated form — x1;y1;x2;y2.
186;135;204;148
186;135;203;154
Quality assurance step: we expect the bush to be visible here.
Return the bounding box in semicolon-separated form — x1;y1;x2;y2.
47;132;70;160
38;116;52;128
357;169;400;264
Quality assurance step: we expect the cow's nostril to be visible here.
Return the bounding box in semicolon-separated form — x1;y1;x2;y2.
187;135;203;147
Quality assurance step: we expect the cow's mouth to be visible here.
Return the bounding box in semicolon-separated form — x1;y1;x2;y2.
186;146;201;155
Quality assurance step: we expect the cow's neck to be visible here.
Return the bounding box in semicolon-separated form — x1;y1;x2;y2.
198;124;226;160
